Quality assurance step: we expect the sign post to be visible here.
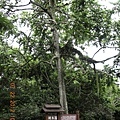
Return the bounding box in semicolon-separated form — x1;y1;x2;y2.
41;104;80;120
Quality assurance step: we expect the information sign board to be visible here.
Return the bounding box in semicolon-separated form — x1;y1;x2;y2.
61;114;77;120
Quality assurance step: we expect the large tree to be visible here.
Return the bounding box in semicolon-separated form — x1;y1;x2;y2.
0;0;120;119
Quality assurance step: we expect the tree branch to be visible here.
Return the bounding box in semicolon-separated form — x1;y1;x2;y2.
92;47;105;58
102;54;118;63
7;2;31;8
30;0;52;19
92;46;119;58
43;69;58;89
74;47;118;64
2;2;32;13
61;45;119;64
8;8;34;12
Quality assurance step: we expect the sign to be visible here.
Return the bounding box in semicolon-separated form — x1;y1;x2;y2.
61;114;77;120
48;116;57;120
48;114;77;120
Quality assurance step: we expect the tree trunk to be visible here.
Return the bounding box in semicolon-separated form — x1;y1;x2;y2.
49;0;68;113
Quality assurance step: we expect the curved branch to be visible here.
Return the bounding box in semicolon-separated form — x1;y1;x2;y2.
92;46;119;58
75;47;118;64
30;0;52;19
61;45;119;64
8;8;34;12
71;47;100;63
50;55;58;68
102;54;118;63
92;47;105;58
7;2;31;8
2;2;32;13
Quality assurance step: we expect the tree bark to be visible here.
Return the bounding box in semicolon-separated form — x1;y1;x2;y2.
49;0;68;113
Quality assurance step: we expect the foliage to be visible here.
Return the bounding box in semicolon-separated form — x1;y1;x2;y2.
0;0;120;120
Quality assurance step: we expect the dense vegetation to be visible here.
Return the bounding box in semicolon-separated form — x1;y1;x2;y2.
0;0;120;120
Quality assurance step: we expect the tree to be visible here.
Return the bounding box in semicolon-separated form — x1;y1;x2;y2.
0;0;120;119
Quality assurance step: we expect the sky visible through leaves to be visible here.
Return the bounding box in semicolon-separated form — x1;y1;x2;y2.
9;0;120;85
